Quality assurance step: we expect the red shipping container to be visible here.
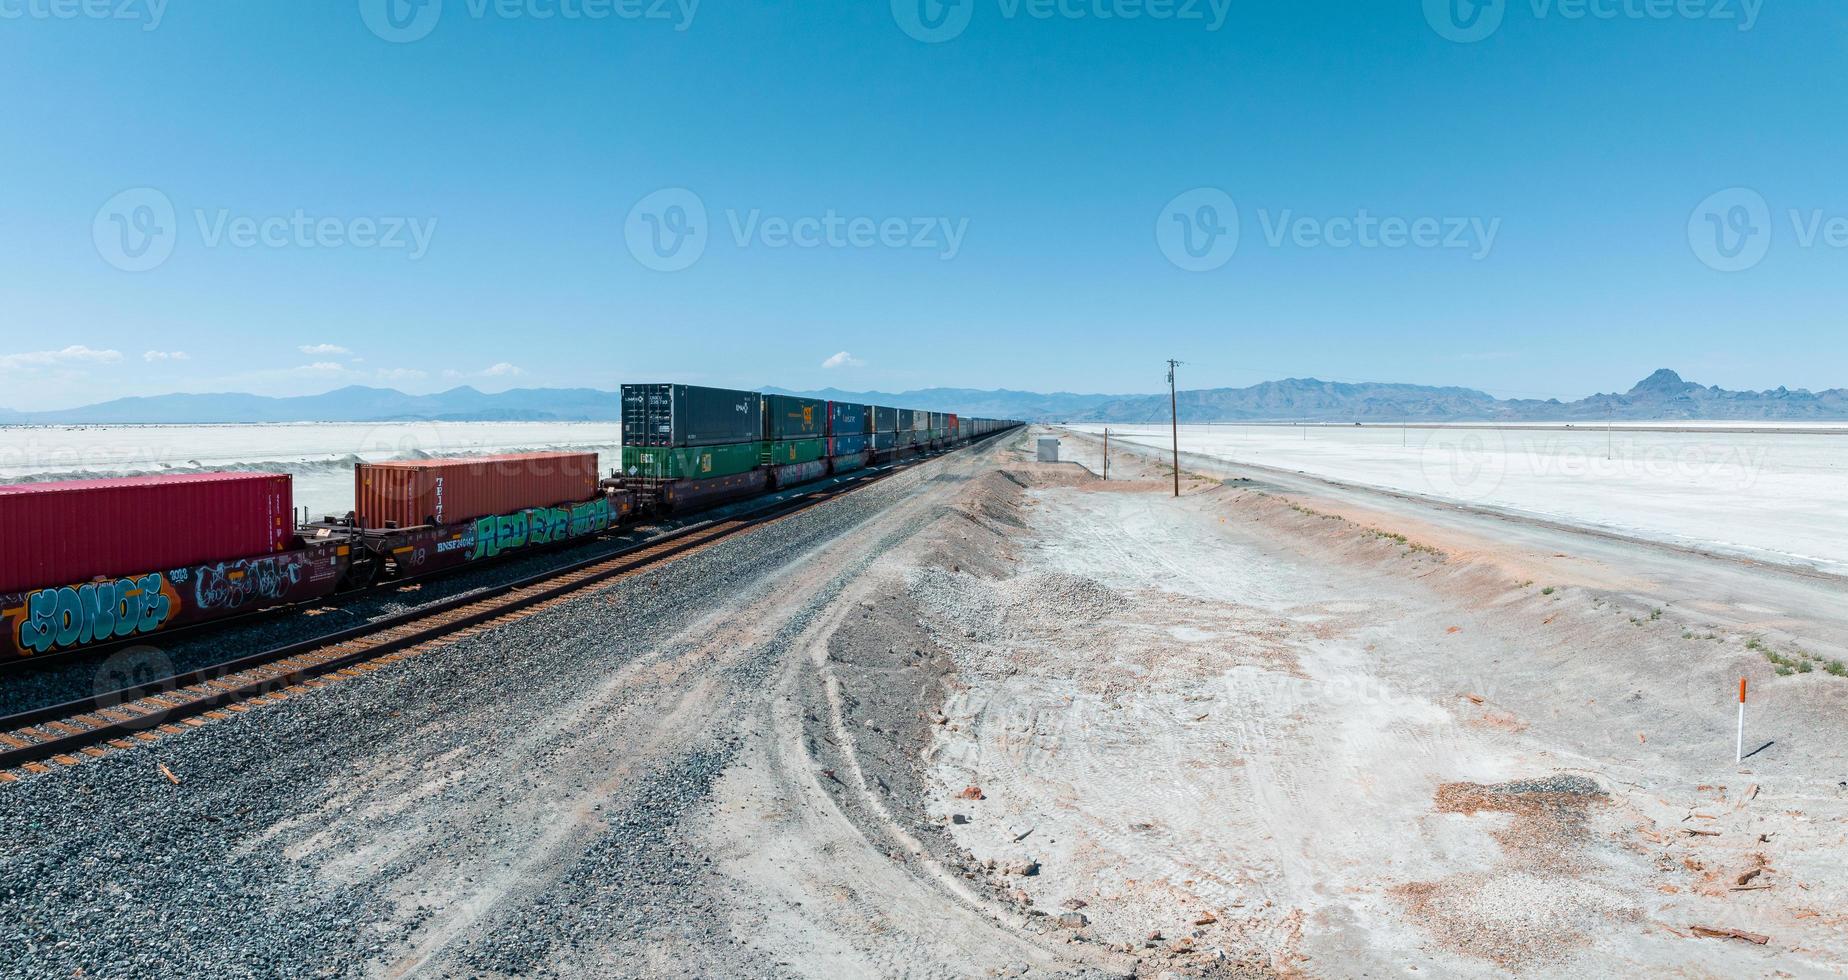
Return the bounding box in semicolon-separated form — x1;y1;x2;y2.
354;452;600;529
0;473;294;594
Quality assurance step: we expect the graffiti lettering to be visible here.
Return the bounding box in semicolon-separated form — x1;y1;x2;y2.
193;556;307;611
470;498;614;561
17;574;173;655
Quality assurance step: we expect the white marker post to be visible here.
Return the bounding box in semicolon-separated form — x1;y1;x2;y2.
1736;677;1747;765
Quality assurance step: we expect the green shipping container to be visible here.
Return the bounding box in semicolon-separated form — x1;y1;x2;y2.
763;438;827;466
622;442;762;481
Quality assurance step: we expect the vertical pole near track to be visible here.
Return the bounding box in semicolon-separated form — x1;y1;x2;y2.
1737;677;1747;764
1103;427;1110;481
1166;359;1181;498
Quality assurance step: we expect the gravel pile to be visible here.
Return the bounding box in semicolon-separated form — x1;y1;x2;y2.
0;454;979;978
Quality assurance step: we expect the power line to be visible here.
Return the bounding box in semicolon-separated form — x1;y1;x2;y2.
1166;359;1183;498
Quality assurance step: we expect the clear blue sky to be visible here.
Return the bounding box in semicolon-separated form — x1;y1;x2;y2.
3;0;1843;410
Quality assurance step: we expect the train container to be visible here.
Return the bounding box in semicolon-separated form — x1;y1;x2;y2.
914;410;931;432
769;459;828;489
355;452;599;530
897;408;917;432
827;400;867;437
0;473;293;596
871;431;897;452
621;442;761;482
659;470;769;513
830;451;870;475
622;383;762;448
763;438;828;466
873;406;898;433
831;433;870;457
763;394;827;441
1;537;344;662
949;414;961;442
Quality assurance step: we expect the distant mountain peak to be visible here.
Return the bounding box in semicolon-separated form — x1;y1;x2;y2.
1630;368;1693;395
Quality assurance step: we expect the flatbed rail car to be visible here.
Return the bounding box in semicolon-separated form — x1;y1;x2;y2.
0;388;1020;666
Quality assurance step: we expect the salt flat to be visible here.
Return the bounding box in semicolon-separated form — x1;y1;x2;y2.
1070;422;1848;575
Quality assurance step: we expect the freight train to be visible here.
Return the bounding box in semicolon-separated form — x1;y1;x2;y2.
0;385;1020;665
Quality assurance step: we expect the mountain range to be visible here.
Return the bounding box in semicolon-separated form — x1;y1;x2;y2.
2;371;1844;425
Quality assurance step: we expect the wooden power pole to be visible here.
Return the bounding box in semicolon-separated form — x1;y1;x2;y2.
1166;359;1182;498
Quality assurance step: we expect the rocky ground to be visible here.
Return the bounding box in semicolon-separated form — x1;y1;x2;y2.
3;427;1846;977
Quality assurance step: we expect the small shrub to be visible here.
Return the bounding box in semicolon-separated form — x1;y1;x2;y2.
1541;587;1556;596
1826;660;1848;677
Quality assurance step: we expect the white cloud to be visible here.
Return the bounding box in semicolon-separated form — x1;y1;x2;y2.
442;363;525;381
298;361;346;373
298;343;352;355
374;367;428;383
143;350;189;362
821;351;864;369
0;345;124;371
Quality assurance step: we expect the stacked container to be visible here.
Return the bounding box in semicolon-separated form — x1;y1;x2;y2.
761;393;829;486
827;401;870;457
621;384;764;482
827;400;871;474
872;406;898;454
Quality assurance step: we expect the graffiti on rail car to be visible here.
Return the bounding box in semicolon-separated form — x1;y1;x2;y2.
184;554;311;611
379;497;621;577
7;574;180;656
471;497;614;561
1;544;344;661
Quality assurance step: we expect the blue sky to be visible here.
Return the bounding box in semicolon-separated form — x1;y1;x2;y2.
2;0;1843;410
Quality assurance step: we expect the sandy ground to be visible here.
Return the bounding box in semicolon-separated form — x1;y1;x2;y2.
961;427;1846;975
9;427;1848;977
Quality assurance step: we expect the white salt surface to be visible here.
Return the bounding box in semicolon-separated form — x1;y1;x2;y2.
1069;423;1848;575
0;422;619;519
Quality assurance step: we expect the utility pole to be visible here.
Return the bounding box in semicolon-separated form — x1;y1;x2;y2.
1166;359;1182;498
1103;427;1110;481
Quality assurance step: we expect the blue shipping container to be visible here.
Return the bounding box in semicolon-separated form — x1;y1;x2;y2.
828;401;867;437
832;433;869;456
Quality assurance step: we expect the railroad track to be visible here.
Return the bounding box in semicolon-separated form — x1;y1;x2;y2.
0;453;945;780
